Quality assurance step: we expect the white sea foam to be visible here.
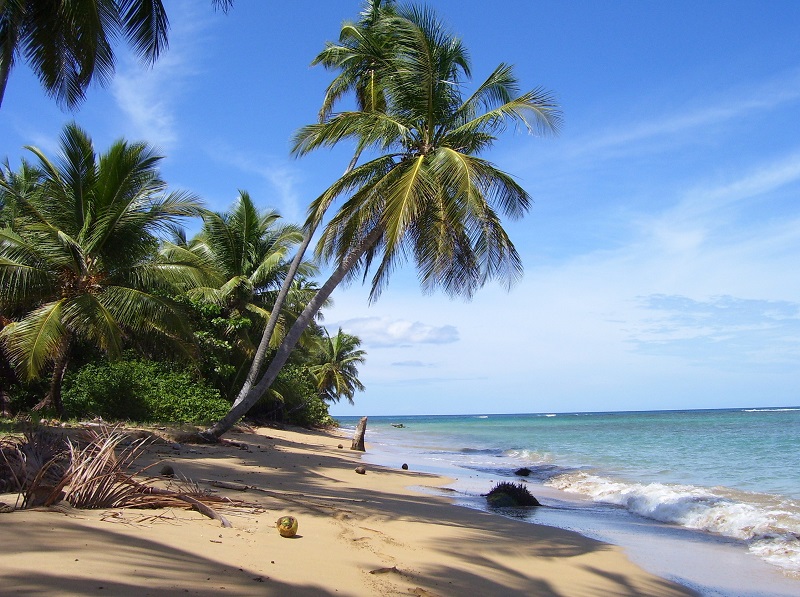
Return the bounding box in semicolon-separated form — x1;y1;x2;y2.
546;472;800;575
743;408;800;412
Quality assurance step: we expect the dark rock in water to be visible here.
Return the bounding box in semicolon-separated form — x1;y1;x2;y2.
514;467;532;477
391;423;405;428
355;466;366;475
485;481;541;508
401;463;409;470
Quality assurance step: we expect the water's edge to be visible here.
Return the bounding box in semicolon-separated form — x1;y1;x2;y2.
339;412;800;597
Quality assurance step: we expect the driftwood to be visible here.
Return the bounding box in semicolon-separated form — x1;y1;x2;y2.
201;479;366;504
351;416;367;451
137;484;232;528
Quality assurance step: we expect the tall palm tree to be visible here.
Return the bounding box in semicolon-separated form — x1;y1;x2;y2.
228;0;396;410
0;122;205;415
309;328;365;404
0;0;233;109
202;5;560;439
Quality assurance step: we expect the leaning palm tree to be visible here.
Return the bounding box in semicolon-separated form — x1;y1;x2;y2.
202;5;560;439
228;0;397;410
309;328;366;404
0;122;206;416
0;0;234;109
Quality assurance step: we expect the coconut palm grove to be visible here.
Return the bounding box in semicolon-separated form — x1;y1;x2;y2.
0;0;559;435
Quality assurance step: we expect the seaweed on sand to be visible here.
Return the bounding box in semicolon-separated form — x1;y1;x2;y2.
485;481;541;508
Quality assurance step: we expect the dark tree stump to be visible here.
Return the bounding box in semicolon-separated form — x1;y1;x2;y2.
351;416;368;451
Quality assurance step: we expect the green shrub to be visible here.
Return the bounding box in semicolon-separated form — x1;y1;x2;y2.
63;359;231;424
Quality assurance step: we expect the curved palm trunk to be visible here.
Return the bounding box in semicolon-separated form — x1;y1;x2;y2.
231;153;362;409
231;228;315;407
203;226;382;440
34;335;71;417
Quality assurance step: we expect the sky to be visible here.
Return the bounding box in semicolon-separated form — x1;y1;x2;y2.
2;1;800;417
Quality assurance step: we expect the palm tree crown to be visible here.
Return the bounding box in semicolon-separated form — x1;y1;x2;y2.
203;3;560;439
0;122;205;414
294;6;561;302
309;327;366;404
0;0;234;109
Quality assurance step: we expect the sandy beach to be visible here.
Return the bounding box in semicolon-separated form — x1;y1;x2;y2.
0;425;696;596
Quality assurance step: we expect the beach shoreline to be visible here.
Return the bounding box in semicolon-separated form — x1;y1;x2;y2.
349;413;800;597
1;424;696;596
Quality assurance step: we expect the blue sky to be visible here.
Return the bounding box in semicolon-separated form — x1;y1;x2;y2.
2;1;800;416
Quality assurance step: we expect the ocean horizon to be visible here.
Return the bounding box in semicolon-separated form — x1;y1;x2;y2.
337;406;800;596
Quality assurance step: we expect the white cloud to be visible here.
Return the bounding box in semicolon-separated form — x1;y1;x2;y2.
333;316;459;348
110;0;213;151
205;146;304;222
568;68;800;159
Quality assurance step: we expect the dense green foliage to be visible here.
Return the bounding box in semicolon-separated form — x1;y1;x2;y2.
62;358;230;424
0;123;206;416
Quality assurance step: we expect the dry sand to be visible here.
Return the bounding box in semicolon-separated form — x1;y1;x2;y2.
0;425;696;596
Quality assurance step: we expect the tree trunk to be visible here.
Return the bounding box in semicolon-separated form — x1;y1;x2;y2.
232;152;361;409
0;390;10;418
33;336;70;418
351;416;367;451
202;226;383;441
232;227;316;408
0;352;15;418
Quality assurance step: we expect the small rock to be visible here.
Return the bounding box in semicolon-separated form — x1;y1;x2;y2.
355;466;366;475
401;463;409;470
338;444;343;449
159;464;175;478
514;467;532;477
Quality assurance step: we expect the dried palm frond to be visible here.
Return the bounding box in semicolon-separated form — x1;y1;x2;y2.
5;425;254;526
55;427;152;509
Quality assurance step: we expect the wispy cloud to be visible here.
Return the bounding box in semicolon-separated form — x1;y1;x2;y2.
391;360;436;368
207;147;304;221
111;1;213;150
334;316;459;348
569;68;800;159
631;294;800;367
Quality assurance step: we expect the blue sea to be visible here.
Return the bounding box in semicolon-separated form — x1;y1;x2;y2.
338;408;800;596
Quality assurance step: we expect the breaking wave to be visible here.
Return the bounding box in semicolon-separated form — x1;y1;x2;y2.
546;471;800;575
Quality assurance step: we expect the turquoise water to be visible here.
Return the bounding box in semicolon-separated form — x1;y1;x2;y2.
338;408;800;580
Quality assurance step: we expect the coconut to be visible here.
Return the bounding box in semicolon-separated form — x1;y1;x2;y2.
276;515;298;537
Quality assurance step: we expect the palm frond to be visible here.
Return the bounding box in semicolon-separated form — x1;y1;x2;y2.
0;300;67;380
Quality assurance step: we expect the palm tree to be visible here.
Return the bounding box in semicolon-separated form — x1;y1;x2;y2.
180;191;308;332
228;0;397;410
0;0;234;109
309;328;365;404
0;122;205;416
202;5;560;439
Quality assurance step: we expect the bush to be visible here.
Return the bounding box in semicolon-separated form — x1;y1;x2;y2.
63;359;231;424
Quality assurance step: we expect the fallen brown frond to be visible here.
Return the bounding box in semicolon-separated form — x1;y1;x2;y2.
4;425;256;526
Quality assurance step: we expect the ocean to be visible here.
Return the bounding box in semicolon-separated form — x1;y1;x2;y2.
337;408;800;597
